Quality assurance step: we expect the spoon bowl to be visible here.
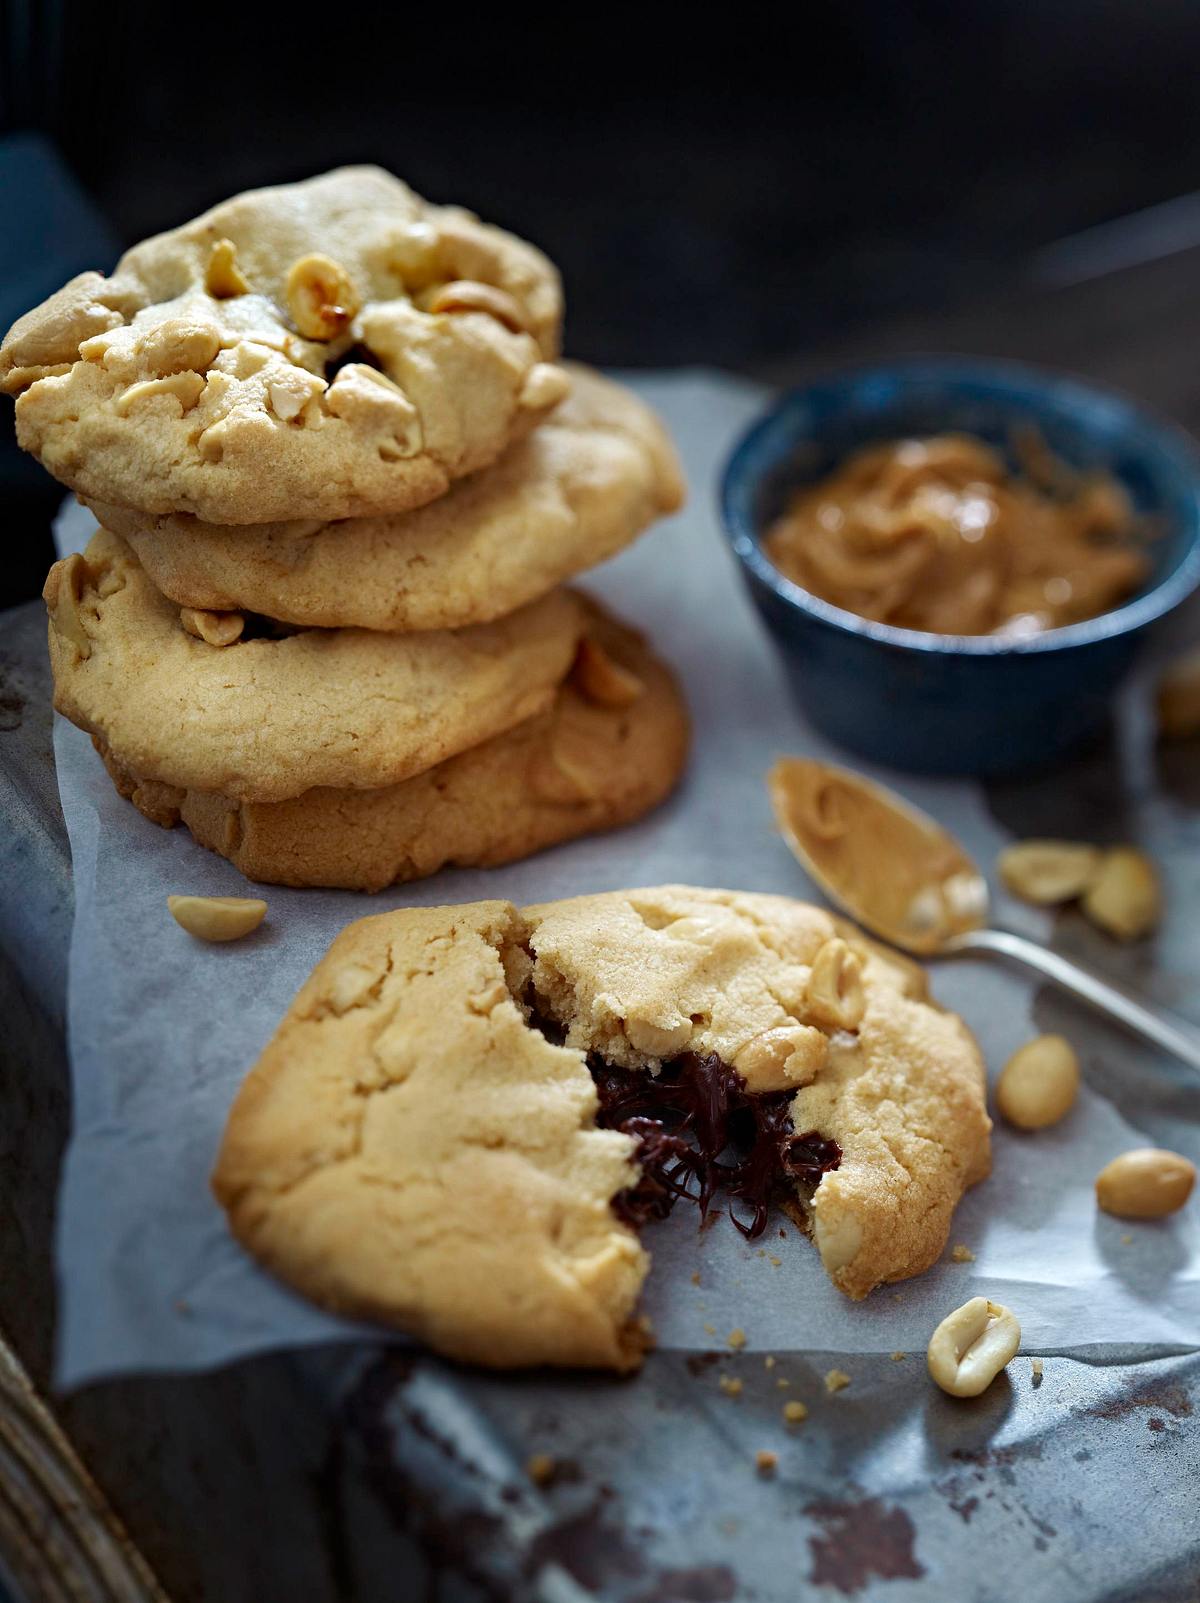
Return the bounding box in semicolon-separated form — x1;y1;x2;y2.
768;758;988;955
769;756;1200;1072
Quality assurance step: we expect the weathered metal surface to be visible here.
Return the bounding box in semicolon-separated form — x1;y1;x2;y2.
334;1345;1200;1603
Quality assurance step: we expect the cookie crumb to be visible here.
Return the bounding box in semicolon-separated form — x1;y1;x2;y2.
719;1375;743;1398
951;1243;976;1263
890;1351;906;1362
1120;1233;1134;1246
755;1450;778;1476
825;1369;851;1394
764;1355;776;1370
690;1271;702;1286
783;1400;808;1424
776;1378;790;1389
703;1322;716;1336
526;1453;556;1486
174;1299;192;1316
768;1254;782;1267
1030;1358;1044;1388
727;1328;747;1350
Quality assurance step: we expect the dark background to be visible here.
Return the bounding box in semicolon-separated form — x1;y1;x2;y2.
4;0;1200;605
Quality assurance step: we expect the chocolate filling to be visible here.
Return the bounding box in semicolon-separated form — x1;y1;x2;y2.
591;1051;841;1240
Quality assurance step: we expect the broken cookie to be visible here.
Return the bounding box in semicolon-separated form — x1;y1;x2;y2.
212;887;991;1369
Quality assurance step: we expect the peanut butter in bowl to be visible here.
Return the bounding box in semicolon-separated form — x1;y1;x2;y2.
763;432;1150;637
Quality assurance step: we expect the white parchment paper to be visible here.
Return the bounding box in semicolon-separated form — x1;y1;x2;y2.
50;372;1200;1387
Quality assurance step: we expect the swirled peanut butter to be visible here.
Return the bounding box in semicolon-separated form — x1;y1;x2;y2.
769;759;986;954
764;433;1148;636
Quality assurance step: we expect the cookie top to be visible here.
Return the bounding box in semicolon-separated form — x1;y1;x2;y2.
101;597;691;890
45;527;582;803
86;366;685;632
214;888;989;1367
3;167;567;523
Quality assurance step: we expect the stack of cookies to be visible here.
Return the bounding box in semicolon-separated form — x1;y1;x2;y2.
3;168;688;889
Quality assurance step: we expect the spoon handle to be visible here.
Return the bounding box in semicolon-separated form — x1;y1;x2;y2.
942;927;1200;1074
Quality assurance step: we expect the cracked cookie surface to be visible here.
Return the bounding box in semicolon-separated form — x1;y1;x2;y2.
213;887;989;1368
86;366;684;632
2;166;567;523
45;527;583;803
93;600;689;889
213;900;651;1370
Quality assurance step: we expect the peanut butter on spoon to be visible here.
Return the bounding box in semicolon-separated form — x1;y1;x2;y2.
767;757;1200;1072
768;760;986;955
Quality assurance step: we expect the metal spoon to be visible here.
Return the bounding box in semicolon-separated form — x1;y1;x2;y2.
769;757;1200;1073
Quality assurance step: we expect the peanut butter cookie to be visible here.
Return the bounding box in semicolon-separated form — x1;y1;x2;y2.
45;528;583;803
86;367;684;631
93;601;690;889
213;887;989;1368
3;167;567;523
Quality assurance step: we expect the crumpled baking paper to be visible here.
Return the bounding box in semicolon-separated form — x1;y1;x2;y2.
49;371;1200;1387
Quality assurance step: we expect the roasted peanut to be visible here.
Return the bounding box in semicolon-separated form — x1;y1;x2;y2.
526;723;605;804
733;1023;827;1092
1157;648;1200;741
518;362;571;411
285;253;360;340
424;279;530;333
323;363;421;453
167;895;267;943
996;1034;1080;1130
804;938;865;1032
180;607;244;647
115;371;206;416
998;839;1101;906
571;637;644;708
46;553;93;657
205;238;249;298
1081;847;1161;940
927;1297;1021;1398
624;1015;691;1060
266;368;325;422
1095;1148;1196;1219
134;321;221;376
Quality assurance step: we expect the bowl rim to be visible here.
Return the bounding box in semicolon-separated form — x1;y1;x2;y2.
719;353;1200;657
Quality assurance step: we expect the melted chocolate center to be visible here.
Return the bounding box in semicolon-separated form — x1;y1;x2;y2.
591;1051;842;1239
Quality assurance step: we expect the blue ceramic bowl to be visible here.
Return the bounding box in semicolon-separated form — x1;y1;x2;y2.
720;358;1200;775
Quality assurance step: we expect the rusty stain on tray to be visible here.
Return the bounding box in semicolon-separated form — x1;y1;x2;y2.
630;1564;739;1602
1082;1380;1193;1422
804;1495;924;1593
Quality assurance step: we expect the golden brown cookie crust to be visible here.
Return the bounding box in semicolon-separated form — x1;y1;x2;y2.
3;167;567;523
212;887;989;1367
94;601;691;889
85;366;685;632
46;528;583;803
212;900;651;1370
